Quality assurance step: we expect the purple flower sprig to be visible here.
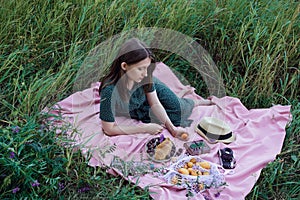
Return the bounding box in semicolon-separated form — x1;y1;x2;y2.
78;186;90;193
11;126;20;134
214;192;221;197
31;180;40;187
12;187;20;194
58;182;65;191
9;152;16;159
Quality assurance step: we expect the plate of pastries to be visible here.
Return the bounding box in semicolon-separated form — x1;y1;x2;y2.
145;136;176;162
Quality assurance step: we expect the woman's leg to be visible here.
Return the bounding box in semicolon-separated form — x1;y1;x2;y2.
176;85;195;98
193;99;213;106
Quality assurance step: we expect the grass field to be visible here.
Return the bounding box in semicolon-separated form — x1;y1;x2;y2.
0;0;299;199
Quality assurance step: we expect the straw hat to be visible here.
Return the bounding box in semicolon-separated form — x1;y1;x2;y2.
195;117;235;144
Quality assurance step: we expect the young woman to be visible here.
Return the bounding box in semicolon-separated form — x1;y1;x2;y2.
99;38;212;139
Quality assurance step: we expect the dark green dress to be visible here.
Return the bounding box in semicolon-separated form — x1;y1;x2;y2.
100;78;194;127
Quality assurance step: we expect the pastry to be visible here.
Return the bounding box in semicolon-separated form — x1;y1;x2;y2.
154;138;173;160
178;168;189;175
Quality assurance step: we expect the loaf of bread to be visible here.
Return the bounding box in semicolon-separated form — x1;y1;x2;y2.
154;138;173;160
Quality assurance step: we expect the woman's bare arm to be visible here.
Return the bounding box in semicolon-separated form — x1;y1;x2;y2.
146;91;181;137
101;120;163;136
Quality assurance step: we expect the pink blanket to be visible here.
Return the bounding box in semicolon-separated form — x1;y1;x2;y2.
48;62;291;199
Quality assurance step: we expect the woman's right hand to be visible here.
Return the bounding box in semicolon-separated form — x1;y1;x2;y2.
170;127;190;141
143;123;164;135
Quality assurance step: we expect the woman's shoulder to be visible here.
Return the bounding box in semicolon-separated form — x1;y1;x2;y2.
101;78;116;89
102;83;115;89
100;82;115;95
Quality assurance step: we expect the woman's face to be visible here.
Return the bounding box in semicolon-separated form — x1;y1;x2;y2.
122;57;151;83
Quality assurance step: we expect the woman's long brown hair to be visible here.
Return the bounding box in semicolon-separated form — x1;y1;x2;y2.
99;38;156;101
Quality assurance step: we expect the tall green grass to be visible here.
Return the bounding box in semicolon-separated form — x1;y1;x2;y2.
0;0;299;199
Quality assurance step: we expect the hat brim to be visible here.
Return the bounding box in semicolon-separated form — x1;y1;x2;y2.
195;124;218;144
195;124;235;144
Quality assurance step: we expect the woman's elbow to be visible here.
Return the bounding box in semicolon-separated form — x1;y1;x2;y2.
102;127;118;136
101;121;117;136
